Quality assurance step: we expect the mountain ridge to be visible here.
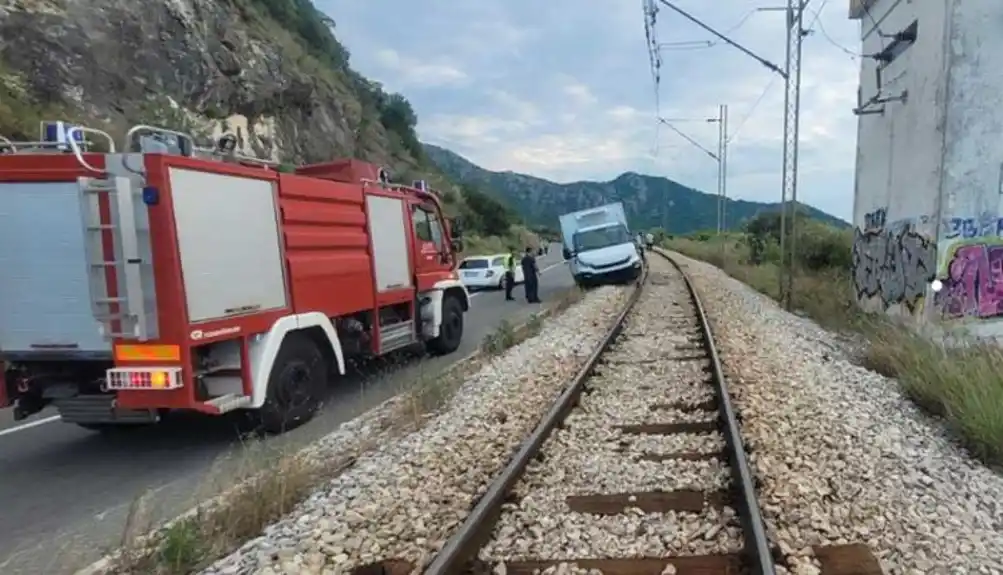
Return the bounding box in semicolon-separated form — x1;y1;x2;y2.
423;143;849;234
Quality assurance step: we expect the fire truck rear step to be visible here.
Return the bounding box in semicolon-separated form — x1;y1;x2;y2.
206;393;252;413
54;395;159;425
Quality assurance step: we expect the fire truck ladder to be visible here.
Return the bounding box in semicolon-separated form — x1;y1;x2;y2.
78;175;151;341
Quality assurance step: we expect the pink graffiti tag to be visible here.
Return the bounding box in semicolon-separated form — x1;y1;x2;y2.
938;244;1003;318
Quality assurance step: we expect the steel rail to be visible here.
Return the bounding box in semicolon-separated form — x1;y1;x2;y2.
423;266;649;575
656;249;776;575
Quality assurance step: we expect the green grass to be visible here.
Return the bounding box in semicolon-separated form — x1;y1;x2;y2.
665;229;1003;467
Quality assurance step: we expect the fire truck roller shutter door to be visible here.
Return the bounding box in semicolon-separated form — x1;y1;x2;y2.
247;312;345;410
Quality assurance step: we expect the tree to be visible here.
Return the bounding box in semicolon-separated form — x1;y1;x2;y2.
378;93;417;134
461;185;517;237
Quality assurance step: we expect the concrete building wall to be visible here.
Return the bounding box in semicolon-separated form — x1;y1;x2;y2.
936;1;1003;337
850;0;947;321
850;0;1003;337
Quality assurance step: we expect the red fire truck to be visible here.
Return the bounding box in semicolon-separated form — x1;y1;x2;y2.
0;123;470;433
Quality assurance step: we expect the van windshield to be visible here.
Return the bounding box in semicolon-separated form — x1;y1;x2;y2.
573;224;631;252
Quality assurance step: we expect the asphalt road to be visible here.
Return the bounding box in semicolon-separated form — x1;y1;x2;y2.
0;248;572;575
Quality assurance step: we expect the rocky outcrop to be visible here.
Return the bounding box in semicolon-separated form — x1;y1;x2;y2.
0;0;412;170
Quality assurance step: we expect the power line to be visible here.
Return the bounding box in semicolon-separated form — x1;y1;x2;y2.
654;0;786;77
657;117;717;160
808;2;860;59
642;0;663;114
656;9;760;52
727;76;780;144
861;1;888;49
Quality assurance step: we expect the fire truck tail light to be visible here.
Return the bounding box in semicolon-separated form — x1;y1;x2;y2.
106;367;183;391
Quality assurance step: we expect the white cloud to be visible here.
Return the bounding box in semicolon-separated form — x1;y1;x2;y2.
322;0;862;220
372;48;467;88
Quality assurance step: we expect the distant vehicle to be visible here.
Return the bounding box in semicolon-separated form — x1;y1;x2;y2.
459;254;524;290
0;121;470;435
559;202;642;288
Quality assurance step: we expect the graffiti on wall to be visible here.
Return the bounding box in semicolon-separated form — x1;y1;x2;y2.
942;213;1003;240
863;208;887;231
935;241;1003;319
852;209;937;312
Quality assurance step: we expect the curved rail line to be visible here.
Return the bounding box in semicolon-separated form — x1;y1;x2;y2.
418;251;769;575
403;250;882;575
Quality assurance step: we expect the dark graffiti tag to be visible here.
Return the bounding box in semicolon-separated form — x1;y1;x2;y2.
935;243;1003;319
863;208;887;231
852;226;936;312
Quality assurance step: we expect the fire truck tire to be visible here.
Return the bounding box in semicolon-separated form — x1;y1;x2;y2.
427;295;464;356
257;333;328;434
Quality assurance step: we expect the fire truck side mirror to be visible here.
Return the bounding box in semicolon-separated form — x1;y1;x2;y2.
451;238;464;254
449;216;464;237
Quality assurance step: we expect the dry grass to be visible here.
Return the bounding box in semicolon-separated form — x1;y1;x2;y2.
665;236;1003;467
104;289;587;574
110;434;367;574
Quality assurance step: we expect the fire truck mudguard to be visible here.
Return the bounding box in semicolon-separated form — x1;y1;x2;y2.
423;278;470;355
248;312;345;410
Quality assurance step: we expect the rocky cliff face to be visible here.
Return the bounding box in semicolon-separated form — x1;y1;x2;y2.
0;0;417;172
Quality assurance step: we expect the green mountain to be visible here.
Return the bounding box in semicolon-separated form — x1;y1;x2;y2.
423;144;849;234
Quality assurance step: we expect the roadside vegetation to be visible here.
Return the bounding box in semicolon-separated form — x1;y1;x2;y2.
662;210;1003;467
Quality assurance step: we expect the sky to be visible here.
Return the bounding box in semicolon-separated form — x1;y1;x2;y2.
320;0;862;222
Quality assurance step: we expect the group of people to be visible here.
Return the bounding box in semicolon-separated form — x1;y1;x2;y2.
636;232;655;251
503;247;541;304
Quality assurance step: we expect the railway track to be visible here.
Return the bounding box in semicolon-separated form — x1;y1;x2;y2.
363;251;883;575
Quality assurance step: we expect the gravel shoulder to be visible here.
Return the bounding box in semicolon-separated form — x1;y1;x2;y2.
669;251;1003;574
200;284;633;575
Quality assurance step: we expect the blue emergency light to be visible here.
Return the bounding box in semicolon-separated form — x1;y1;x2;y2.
42;121;85;151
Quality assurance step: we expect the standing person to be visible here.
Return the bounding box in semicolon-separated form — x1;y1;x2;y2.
521;246;541;303
504;249;517;301
645;232;654;251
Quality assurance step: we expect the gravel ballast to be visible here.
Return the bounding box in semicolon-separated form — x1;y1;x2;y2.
480;257;746;565
200;284;632;575
669;251;1003;574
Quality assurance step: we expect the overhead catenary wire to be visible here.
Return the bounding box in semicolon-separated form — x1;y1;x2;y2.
809;2;860;59
657;118;717;161
726;75;779;145
656;8;760;51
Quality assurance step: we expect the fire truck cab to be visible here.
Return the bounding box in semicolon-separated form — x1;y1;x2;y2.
0;122;470;433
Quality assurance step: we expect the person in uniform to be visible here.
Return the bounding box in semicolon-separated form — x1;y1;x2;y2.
504;249;517;301
521;246;541;303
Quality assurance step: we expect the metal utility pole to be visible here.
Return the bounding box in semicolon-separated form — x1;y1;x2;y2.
652;0;807;311
720;104;729;232
716;107;724;234
712;105;730;234
776;0;808;311
657;114;726;233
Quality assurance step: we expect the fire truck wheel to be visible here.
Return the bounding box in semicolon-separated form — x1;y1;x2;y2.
427;295;464;356
257;333;327;434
